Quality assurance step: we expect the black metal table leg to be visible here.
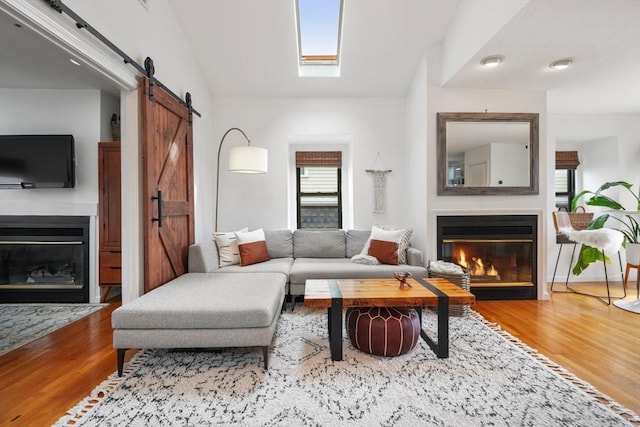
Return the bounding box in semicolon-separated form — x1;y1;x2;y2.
328;280;343;361
415;277;450;358
435;294;449;358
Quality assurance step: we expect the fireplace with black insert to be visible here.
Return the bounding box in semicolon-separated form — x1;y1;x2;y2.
0;216;90;303
437;215;537;299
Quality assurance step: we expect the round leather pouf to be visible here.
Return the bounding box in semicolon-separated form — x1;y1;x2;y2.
345;307;420;356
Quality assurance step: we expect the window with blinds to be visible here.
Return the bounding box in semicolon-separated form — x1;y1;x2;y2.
555;151;578;210
296;151;342;229
555;169;569;193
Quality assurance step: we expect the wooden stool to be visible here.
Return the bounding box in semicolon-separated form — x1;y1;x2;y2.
625;263;640;299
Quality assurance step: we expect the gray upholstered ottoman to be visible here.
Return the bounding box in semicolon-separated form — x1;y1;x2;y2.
112;272;286;375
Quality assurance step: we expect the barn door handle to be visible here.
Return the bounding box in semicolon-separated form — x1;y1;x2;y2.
151;190;163;227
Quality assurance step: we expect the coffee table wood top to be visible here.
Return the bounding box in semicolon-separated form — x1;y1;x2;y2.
304;277;476;308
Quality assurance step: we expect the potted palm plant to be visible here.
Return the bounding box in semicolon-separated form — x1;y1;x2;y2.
570;181;640;274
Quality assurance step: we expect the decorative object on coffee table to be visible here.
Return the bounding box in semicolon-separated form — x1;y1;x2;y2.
346;306;420;356
394;271;412;288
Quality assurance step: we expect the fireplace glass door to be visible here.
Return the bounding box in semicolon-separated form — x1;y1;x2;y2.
437;215;537;299
0;241;84;290
441;239;533;286
0;216;89;302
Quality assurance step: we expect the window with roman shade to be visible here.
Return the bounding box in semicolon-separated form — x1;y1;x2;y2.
296;151;342;229
556;151;580;170
555;151;579;210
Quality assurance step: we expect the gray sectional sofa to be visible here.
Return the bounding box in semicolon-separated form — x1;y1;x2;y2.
112;229;427;373
188;229;428;307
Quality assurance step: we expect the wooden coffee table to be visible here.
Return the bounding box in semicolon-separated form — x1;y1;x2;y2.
304;277;476;361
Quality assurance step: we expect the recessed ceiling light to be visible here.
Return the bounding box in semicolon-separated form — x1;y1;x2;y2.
549;59;572;70
480;55;504;67
69;58;81;66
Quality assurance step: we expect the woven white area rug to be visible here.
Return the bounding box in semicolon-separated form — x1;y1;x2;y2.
0;303;106;356
56;308;639;426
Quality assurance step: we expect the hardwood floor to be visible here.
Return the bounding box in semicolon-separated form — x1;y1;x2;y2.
475;281;640;416
0;299;137;427
1;282;638;426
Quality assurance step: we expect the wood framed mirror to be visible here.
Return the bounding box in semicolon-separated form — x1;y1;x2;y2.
437;112;539;195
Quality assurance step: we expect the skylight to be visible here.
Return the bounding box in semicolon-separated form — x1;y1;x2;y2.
295;0;343;77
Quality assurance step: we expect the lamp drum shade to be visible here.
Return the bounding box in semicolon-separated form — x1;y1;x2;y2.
228;146;268;173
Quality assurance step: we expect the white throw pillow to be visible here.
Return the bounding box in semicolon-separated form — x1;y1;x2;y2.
235;228;271;266
213;228;248;267
378;225;413;264
367;227;405;265
360;225;413;264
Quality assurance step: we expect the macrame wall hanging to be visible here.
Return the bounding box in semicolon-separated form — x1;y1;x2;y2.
366;152;392;214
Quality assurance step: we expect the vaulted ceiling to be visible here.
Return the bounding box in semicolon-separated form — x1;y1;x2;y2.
168;0;460;97
1;0;639;114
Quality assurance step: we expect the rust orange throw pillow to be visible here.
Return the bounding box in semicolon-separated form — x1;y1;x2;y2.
368;239;399;265
235;229;271;266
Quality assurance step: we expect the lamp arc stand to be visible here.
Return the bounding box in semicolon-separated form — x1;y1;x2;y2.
215;127;267;232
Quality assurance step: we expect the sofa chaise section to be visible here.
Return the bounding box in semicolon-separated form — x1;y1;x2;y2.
112;272;286;374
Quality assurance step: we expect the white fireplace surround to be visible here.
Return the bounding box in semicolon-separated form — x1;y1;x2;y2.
430;209;546;300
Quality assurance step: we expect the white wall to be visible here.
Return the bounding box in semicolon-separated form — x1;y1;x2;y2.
440;0;529;85
550;113;640;282
405;52;429;257
212;97;414;236
552;114;640;207
0;88;101;211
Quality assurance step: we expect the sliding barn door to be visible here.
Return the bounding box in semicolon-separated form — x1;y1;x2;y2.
141;77;195;293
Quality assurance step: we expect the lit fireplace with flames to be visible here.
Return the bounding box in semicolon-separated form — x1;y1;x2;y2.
456;249;500;280
438;214;537;299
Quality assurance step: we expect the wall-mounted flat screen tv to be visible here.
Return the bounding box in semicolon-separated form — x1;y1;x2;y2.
0;135;76;189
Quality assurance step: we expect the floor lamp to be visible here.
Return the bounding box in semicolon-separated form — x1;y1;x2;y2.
215;127;268;232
